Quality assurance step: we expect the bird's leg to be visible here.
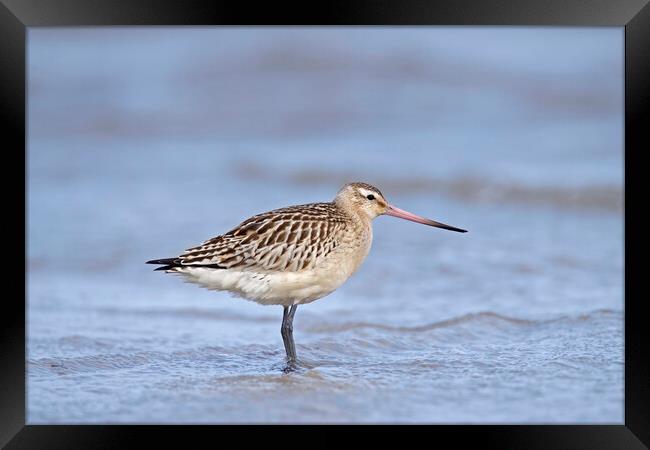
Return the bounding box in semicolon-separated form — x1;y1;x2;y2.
281;305;298;367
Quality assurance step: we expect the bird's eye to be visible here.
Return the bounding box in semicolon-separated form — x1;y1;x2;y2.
366;194;376;201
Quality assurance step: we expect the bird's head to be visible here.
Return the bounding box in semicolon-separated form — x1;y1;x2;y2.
335;181;467;233
335;182;389;219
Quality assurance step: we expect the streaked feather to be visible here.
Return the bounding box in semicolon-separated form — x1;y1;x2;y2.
176;203;351;272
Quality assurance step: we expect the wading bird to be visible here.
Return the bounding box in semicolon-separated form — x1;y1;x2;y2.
147;182;466;369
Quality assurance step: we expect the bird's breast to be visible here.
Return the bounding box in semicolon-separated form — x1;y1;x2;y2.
317;221;373;287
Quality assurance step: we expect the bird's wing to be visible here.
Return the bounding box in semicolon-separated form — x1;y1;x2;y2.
177;203;349;272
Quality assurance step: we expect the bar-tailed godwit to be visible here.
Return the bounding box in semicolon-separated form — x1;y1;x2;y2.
147;182;466;368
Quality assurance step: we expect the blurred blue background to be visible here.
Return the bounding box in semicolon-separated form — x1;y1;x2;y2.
27;27;623;424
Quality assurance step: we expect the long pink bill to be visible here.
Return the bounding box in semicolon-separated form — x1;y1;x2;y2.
385;205;467;233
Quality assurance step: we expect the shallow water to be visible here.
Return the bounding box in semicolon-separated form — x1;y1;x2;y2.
27;28;623;423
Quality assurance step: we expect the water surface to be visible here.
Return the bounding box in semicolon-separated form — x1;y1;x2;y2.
27;27;623;423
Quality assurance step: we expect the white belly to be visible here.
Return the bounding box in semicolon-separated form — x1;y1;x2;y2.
173;236;372;306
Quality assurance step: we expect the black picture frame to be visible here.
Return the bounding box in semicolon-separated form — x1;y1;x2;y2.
4;0;648;448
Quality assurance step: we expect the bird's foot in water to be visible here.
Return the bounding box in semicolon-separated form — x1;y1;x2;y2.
278;357;314;374
282;361;299;374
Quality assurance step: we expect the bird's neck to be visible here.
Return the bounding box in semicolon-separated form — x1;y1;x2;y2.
334;199;373;229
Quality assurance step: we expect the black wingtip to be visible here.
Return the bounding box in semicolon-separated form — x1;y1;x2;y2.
146;258;177;265
146;257;225;271
146;258;181;271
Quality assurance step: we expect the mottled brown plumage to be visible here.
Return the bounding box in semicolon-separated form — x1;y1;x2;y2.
179;202;351;272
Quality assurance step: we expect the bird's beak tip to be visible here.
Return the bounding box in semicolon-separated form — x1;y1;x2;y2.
385;205;467;233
